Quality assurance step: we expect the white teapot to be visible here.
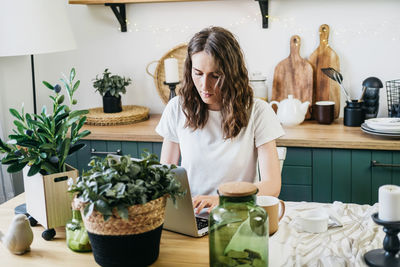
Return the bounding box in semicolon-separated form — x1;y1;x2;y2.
270;95;310;126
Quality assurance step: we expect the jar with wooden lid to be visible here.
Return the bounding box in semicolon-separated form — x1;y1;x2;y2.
209;182;268;267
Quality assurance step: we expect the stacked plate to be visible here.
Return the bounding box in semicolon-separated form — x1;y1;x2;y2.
361;118;400;138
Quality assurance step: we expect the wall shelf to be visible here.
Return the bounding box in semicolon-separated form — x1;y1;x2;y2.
69;0;269;31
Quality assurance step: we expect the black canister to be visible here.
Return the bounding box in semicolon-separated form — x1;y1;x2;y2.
344;100;365;127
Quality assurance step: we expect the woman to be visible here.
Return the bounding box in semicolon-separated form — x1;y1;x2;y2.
156;26;284;213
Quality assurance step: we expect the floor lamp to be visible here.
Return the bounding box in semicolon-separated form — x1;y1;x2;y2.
0;0;76;222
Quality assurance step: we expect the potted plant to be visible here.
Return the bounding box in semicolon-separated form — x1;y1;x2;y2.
0;68;90;240
93;68;132;113
68;152;184;266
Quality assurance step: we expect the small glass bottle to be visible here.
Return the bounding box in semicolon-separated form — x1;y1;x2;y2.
66;208;92;252
209;182;269;267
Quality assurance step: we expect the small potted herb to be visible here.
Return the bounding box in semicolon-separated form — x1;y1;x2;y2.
93;69;132;113
68;152;185;267
0;68;90;239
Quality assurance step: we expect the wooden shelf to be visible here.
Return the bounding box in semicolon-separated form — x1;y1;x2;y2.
69;0;207;4
69;0;269;29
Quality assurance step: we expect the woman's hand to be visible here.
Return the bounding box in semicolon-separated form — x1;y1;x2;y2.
192;195;219;214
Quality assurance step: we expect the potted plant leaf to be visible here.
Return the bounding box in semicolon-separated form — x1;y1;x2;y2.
68;152;185;267
0;68;91;240
93;68;132;113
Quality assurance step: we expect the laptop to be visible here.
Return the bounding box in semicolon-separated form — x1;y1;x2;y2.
163;167;209;237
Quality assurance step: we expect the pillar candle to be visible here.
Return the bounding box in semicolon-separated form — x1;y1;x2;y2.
379;185;400;221
164;58;179;83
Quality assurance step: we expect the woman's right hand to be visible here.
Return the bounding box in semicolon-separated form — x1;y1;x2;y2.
192;195;219;214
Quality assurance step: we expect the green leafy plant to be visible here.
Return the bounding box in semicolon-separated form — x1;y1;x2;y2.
93;69;132;97
0;68;91;176
68;152;185;221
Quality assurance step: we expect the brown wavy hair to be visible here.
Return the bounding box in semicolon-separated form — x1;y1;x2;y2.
180;26;253;139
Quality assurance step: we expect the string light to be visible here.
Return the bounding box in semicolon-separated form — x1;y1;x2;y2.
114;3;400;46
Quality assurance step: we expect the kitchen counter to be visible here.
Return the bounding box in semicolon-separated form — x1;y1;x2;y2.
82;114;399;151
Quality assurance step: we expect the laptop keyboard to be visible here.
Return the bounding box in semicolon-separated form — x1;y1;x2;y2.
196;217;209;230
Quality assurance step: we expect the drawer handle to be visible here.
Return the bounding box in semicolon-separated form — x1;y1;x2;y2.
371;160;400;168
91;148;122;156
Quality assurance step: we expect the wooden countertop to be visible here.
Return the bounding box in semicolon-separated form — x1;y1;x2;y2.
82;114;400;151
0;194;209;267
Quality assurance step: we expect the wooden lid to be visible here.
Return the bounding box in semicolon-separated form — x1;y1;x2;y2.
218;182;258;197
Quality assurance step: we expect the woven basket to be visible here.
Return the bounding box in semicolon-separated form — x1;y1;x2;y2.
85;105;149;126
81;196;167;236
146;43;188;104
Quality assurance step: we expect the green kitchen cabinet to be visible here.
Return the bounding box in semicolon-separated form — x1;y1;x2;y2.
67;142;399;205
279;147;400;205
66;140;162;175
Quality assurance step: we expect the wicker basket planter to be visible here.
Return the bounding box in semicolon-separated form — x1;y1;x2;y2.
81;196;167;267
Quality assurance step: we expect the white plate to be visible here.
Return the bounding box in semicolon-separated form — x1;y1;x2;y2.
361;123;400;138
365;118;400;127
364;123;400;132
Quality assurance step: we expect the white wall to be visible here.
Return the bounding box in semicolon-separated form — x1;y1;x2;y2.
1;0;400;137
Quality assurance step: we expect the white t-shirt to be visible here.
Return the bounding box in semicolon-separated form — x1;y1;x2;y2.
155;97;285;196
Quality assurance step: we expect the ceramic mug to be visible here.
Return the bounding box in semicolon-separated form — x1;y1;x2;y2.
314;101;335;124
256;196;285;235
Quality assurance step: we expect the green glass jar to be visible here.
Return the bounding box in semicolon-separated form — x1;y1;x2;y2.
209;182;268;267
66;209;92;252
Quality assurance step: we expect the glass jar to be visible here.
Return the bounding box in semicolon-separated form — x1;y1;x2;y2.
209;182;269;267
66;209;92;252
250;72;268;101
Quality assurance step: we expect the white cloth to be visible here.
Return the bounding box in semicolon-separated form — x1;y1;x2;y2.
270;201;384;267
156;97;284;196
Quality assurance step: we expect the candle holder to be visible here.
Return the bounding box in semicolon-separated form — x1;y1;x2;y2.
364;212;400;267
164;81;180;101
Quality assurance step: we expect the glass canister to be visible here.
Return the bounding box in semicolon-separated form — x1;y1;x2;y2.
209;182;268;267
66;208;92;252
250;72;268;101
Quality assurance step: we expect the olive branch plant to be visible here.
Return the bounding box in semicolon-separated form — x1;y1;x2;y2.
0;68;91;176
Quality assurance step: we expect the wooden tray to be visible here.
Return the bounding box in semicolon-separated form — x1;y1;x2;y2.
146;43;187;104
85;105;149;126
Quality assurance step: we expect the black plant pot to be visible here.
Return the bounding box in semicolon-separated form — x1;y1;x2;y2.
88;225;163;267
103;94;122;113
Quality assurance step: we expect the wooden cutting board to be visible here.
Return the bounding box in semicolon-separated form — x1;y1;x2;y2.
271;35;313;119
309;24;341;119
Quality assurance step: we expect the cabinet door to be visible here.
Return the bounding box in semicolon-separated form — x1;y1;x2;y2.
67;141;163;175
280;147;312;202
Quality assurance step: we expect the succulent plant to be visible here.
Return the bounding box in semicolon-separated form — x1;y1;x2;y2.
0;68;91;176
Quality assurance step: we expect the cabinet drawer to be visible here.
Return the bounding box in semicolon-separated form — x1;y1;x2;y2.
279;185;312;202
282;166;312;185
285;147;312;166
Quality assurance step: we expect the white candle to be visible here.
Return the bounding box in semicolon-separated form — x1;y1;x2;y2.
164;58;179;83
379;185;400;221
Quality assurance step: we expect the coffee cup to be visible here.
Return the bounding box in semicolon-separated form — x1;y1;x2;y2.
314;101;335;124
256;196;285;235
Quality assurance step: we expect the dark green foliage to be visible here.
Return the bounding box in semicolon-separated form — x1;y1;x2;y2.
93;69;132;97
0;68;91;176
68;152;185;221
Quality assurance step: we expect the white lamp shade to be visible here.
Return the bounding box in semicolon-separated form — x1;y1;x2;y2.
0;0;76;57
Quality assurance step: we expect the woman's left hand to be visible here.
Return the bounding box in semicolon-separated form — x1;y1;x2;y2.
192;195;219;214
